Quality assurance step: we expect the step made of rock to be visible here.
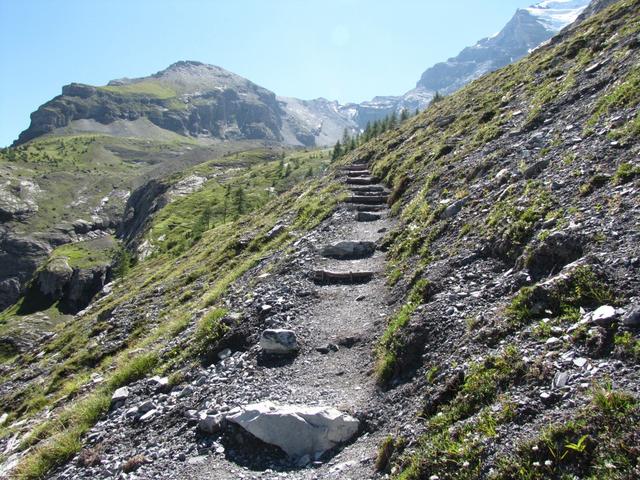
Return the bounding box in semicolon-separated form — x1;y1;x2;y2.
342;165;370;172
320;241;376;260
356;211;382;222
346;177;377;185
346;195;388;205
348;204;388;212
347;171;371;177
349;190;386;197
349;185;386;193
313;269;374;285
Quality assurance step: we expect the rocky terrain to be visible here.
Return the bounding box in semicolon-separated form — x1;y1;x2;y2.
0;0;639;479
14;61;355;150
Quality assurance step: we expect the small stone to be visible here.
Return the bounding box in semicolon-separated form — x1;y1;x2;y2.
139;409;157;422
138;400;156;413
149;376;169;392
592;305;617;326
0;413;8;426
198;414;225;434
545;337;561;346
179;386;194;398
553;371;570;389
573;357;588;368
125;406;139;418
218;348;232;360
111;387;129;404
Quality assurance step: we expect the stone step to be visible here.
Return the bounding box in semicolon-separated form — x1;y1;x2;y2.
320;241;376;260
341;165;370;172
346;177;377;185
346;195;388;205
313;270;374;285
347;204;387;212
356;211;382;222
349;185;386;194
347;170;371;177
348;190;386;197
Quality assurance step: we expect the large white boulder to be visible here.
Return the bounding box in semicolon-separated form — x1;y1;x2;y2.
226;402;359;459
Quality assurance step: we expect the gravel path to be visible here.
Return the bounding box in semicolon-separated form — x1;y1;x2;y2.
52;165;397;480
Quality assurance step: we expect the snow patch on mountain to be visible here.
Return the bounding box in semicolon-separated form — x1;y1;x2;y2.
525;0;590;32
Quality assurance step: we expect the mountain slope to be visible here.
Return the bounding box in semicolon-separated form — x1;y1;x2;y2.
1;0;639;479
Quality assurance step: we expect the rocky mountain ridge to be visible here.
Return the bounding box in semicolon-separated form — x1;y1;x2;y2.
14;61;355;149
343;0;591;127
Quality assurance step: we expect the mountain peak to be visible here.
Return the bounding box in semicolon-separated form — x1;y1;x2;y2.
524;0;590;32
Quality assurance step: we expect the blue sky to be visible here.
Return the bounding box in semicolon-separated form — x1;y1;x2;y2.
0;0;534;146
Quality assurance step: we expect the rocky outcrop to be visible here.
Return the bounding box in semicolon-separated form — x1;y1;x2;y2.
117;179;170;251
226;402;360;459
0;180;40;222
14;62;289;146
0;228;51;310
36;257;73;299
63;265;111;312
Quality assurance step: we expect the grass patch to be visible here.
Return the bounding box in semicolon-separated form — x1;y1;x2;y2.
495;384;639;479
376;280;430;385
506;265;616;326
397;347;524;479
99;81;178;99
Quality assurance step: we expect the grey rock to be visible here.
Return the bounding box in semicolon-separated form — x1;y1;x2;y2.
622;306;640;327
260;329;299;354
553;371;570;389
266;224;286;239
591;305;617;326
198;414;226;434
320;241;376;260
138;400;156;414
226;402;359;459
442;198;466;219
111;387;129;403
139;409;157;422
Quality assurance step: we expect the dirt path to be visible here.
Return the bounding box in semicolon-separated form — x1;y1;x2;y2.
51;164;396;480
179;166;395;479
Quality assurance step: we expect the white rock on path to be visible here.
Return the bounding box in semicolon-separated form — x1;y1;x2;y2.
260;329;299;354
226;402;359;459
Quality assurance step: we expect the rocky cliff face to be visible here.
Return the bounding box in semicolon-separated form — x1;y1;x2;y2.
14;62;358;148
15;62;286;146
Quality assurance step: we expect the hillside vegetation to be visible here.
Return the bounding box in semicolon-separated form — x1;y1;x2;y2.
0;1;639;479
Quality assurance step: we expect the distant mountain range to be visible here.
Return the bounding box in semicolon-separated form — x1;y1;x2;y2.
341;0;591;128
14;0;590;148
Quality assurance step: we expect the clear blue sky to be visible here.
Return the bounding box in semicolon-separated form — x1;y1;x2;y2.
0;0;534;146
